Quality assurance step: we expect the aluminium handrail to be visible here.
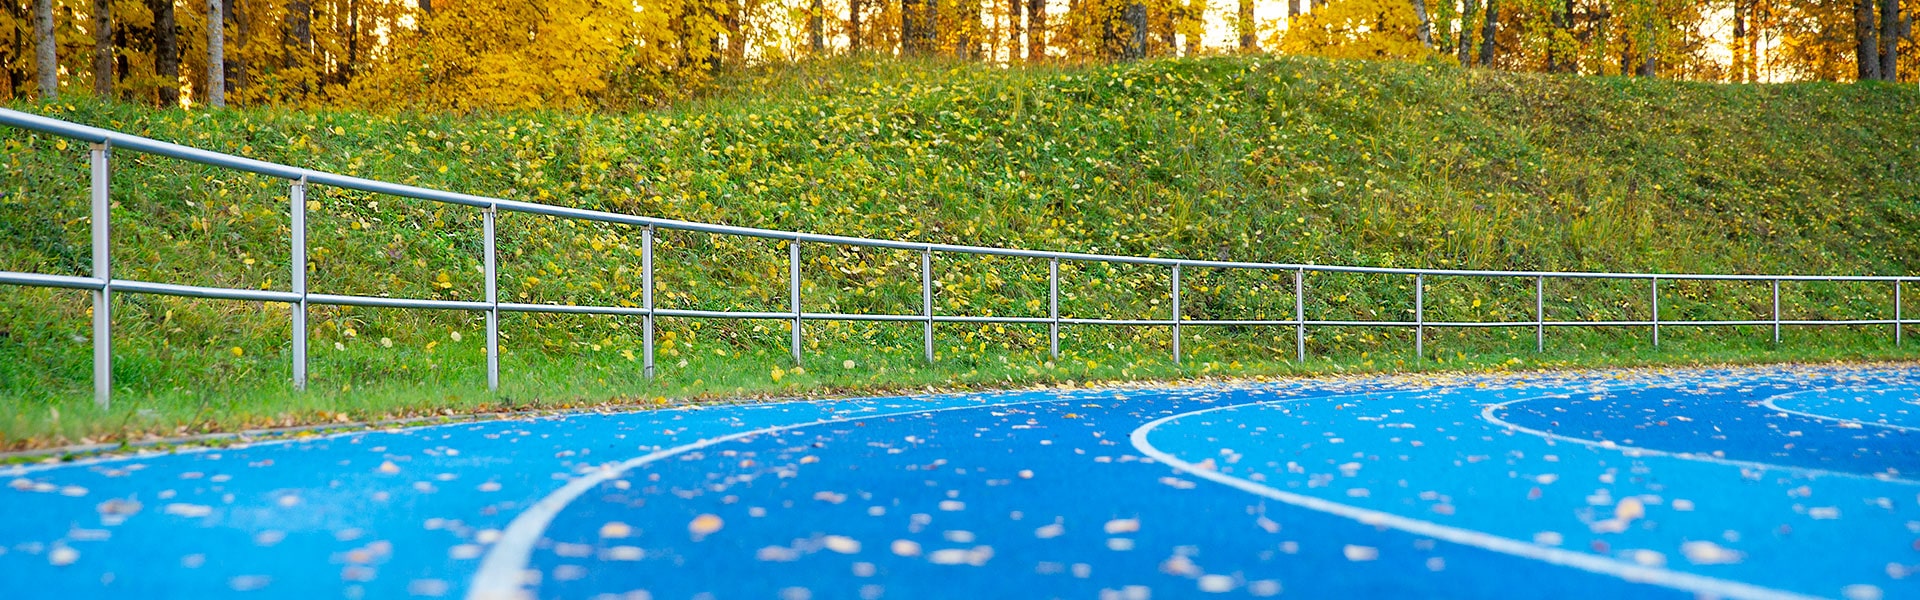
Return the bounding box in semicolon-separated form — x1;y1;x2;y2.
0;106;1912;409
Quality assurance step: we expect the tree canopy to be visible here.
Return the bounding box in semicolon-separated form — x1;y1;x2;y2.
0;0;1912;110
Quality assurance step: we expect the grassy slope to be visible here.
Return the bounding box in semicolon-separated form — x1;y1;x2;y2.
2;55;1918;449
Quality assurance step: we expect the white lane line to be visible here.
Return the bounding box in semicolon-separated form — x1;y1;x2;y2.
1481;394;1920;485
1129;396;1824;600
1758;388;1920;433
468;385;1407;599
465;396;1081;599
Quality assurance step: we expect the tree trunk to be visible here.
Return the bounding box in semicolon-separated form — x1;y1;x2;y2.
809;0;825;53
1478;0;1498;67
924;0;939;55
1856;0;1881;81
1635;21;1656;76
1239;0;1254;50
1026;0;1044;59
91;0;110;96
152;0;178;107
1159;3;1176;54
344;0;360;84
901;0;917;54
289;1;312;54
1880;0;1900;80
1549;0;1573;73
903;0;937;55
1731;1;1746;82
113;9;128;99
1409;0;1433;48
958;0;981;58
1456;0;1478;66
6;1;26;96
1746;5;1759;81
207;0;224;107
849;0;863;51
1008;0;1022;59
418;0;431;17
225;0;243;94
1123;1;1145;59
34;0;55;100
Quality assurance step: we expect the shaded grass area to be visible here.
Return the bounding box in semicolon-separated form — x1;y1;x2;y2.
3;54;1918;448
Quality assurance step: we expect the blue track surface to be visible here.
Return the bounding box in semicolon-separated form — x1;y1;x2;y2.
4;365;1918;599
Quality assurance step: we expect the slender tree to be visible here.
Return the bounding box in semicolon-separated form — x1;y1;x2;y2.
1124;1;1146;58
1855;0;1880;80
1731;0;1747;82
90;0;110;96
1478;0;1498;66
1410;0;1433;48
6;2;26;95
1027;0;1045;59
809;0;824;53
1457;0;1479;65
344;0;361;85
1879;0;1900;80
849;0;863;51
288;0;312;54
208;0;224;107
33;0;53;99
152;0;178;106
224;0;242;95
1239;0;1254;50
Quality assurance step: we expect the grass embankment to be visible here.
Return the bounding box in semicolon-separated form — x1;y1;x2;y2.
3;55;1918;450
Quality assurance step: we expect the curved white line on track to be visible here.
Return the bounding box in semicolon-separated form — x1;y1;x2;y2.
1480;394;1920;485
1129;396;1823;600
467;388;1398;599
465;397;1071;599
1758;388;1920;433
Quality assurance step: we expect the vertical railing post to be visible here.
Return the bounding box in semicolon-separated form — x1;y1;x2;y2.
1414;274;1424;361
922;248;934;363
1171;263;1182;366
1772;279;1781;345
1896;280;1903;348
790;238;803;366
1650;276;1660;348
290;177;308;391
1048;257;1059;360
1294;268;1306;363
90;143;111;410
1535;275;1545;353
642;225;655;378
484;205;499;391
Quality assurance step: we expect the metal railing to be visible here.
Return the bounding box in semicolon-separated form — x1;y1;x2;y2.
0;107;1911;409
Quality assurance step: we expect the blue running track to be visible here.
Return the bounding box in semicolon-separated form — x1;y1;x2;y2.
4;365;1917;599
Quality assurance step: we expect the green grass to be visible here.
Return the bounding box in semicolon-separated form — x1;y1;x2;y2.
3;54;1918;450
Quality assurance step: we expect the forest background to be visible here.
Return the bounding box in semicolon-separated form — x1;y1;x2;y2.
0;0;1914;111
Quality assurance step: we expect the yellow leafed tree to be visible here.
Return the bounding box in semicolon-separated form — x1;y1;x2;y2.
350;0;723;111
1274;0;1436;61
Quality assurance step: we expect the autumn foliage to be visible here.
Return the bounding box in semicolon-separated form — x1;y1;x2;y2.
1;0;1915;111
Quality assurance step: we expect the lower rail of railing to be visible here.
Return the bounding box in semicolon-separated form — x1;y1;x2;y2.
7;268;1912;412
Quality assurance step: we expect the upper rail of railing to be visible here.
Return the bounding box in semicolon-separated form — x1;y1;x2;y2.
0;106;1910;410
